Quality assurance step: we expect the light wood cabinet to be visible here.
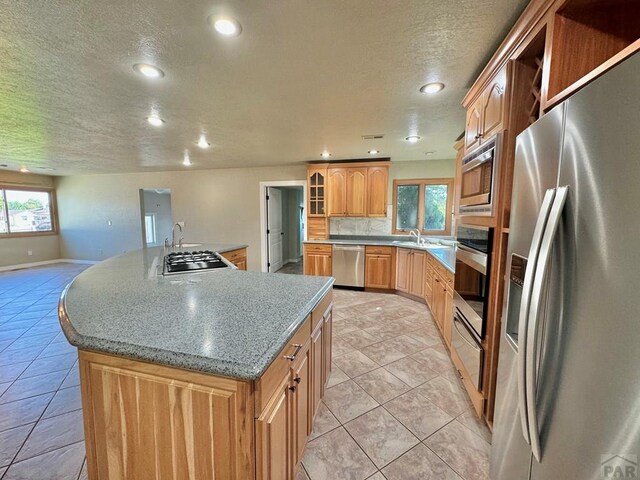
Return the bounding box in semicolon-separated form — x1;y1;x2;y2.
409;251;425;298
256;376;291;480
322;306;332;391
303;244;332;276
396;248;426;298
464;66;507;152
465;97;483;152
395;248;411;292
324;163;389;217
366;166;388;217
222;248;248;271
78;290;333;480
307;165;328;217
327;168;347;216
346;168;367;216
291;341;311;471
307;217;328;241
443;283;454;347
364;246;395;290
311;322;323;419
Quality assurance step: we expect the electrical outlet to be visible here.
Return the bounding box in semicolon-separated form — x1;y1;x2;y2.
27;250;33;256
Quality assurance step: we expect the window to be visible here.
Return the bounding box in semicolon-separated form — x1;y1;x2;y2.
0;188;56;235
392;178;454;235
144;214;157;245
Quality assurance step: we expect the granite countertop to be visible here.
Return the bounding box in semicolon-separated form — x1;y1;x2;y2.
59;244;334;381
304;236;457;273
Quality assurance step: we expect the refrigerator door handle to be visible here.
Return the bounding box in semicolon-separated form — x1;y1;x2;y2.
516;188;556;445
526;185;569;462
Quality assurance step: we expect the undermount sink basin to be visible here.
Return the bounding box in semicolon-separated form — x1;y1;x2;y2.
179;243;202;248
423;244;450;249
391;241;420;247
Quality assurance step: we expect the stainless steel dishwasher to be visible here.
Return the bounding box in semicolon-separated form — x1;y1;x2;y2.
332;244;365;288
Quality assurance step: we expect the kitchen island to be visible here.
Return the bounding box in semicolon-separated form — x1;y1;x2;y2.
59;244;334;480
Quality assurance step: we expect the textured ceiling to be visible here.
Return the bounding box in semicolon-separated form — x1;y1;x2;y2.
0;0;528;175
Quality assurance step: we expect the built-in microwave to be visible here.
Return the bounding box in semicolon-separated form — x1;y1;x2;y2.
459;134;500;216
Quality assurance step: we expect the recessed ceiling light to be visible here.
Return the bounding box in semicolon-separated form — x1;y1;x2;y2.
147;115;165;127
209;15;242;36
425;151;435;156
320;151;331;158
419;82;445;94
183;151;192;167
19;166;29;173
405;136;421;143
368;150;379;155
133;63;165;79
197;135;210;149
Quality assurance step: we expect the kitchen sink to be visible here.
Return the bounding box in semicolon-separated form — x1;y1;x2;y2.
179;243;202;248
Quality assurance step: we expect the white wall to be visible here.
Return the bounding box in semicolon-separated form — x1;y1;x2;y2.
55;166;306;271
0;171;61;267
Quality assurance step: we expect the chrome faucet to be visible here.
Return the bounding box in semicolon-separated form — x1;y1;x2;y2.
409;229;421;244
171;223;183;249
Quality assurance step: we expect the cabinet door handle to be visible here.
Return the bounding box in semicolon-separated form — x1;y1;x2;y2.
289;385;297;392
294;376;301;384
283;343;303;361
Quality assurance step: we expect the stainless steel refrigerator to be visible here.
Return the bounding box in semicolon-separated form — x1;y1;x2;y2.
491;52;640;480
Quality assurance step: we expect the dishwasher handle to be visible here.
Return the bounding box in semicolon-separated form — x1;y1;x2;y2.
332;245;365;252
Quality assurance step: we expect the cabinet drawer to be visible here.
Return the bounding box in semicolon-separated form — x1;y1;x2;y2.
255;315;311;415
304;243;332;254
222;248;246;262
365;245;393;255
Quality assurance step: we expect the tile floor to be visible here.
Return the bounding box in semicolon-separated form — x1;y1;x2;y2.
277;259;304;275
0;263;491;480
0;263;89;480
298;288;492;480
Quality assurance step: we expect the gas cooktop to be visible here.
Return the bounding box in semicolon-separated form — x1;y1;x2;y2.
163;250;229;274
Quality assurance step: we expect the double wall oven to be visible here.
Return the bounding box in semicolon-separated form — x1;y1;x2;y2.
453;224;493;390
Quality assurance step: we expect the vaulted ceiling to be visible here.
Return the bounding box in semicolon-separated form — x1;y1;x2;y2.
0;0;528;175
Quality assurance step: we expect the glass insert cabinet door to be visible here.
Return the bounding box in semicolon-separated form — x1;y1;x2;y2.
308;169;327;216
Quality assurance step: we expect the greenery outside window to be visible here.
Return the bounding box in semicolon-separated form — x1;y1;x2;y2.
0;187;57;236
392;178;454;235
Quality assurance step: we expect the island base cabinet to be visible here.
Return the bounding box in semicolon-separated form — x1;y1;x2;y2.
78;350;255;480
256;377;291;480
77;288;333;480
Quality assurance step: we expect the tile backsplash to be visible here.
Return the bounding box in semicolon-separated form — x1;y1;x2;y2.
329;206;393;235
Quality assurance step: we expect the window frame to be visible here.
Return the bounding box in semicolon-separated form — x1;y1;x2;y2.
0;185;59;238
392;178;454;236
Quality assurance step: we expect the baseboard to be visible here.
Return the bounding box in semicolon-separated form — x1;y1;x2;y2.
0;258;99;272
284;257;302;264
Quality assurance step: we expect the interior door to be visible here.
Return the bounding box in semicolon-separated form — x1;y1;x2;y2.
267;187;284;272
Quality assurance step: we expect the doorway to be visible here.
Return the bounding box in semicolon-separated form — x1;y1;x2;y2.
259;181;306;274
139;188;173;247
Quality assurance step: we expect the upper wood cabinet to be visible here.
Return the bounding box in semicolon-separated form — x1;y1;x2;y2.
464;66;508;152
481;67;508;141
346;168;367;217
327;168;347;216
367;166;388;216
317;162;389;218
465;98;483;152
307;165;328;217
